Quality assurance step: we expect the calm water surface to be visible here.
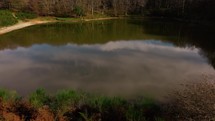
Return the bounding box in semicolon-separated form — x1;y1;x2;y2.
0;19;214;100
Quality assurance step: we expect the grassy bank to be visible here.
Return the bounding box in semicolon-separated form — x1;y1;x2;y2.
0;89;162;121
0;10;18;27
0;10;113;28
0;10;119;35
0;10;38;27
0;80;214;121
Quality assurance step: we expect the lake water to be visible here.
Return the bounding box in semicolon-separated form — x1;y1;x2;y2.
0;19;214;100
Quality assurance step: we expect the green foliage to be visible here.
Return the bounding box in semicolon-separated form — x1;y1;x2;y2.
126;103;145;121
55;17;81;22
0;88;18;101
86;95;125;110
1;88;163;120
0;10;18;27
79;112;94;121
55;90;83;106
15;12;37;20
73;6;85;17
29;88;50;108
49;89;86;114
83;13;110;19
126;97;161;121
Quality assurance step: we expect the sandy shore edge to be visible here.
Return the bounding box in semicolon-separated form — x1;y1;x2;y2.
0;17;119;35
0;20;53;35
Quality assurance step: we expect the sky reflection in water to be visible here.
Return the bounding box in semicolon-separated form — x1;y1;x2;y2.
0;40;214;99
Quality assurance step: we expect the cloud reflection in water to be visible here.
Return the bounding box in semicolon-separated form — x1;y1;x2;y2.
0;40;214;100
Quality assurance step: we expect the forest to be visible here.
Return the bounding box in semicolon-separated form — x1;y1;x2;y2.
0;0;215;21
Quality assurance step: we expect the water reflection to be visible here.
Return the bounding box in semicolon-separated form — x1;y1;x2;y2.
0;19;215;99
0;40;214;99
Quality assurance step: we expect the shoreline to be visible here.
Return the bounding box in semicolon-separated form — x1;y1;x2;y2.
0;17;119;35
0;20;53;35
1;16;213;35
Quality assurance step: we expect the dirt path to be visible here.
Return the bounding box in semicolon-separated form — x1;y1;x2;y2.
0;20;52;35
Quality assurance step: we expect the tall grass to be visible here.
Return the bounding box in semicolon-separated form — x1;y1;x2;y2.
15;12;37;21
0;88;18;102
26;89;162;120
0;81;215;121
29;89;162;120
29;88;50;108
2;80;214;121
0;10;18;27
0;88;166;120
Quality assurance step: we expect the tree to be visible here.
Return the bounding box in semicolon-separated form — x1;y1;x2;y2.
8;0;29;11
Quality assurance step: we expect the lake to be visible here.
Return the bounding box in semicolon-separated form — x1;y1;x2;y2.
0;19;214;100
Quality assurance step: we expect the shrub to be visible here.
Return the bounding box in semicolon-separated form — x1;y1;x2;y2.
126;98;162;121
73;6;85;17
15;12;37;20
29;88;50;108
53;90;83;109
0;88;18;102
0;10;18;27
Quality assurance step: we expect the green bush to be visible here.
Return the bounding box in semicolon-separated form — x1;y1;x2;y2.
54;90;84;109
126;98;161;121
46;89;87;115
0;10;18;27
15;12;37;20
29;88;50;108
73;6;85;17
1;88;163;120
0;88;18;101
93;96;126;110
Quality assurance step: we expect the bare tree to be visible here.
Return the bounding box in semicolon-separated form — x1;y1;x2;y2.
8;0;29;11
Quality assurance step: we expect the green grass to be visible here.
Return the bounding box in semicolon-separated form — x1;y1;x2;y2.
0;88;163;120
55;17;82;22
0;10;18;27
15;12;37;21
0;10;111;28
83;13;111;19
30;89;161;120
55;13;112;22
0;88;18;101
29;88;50;108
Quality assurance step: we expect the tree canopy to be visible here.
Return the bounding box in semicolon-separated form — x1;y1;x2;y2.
0;0;214;20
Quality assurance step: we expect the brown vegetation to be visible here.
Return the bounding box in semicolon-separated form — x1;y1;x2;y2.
0;79;214;121
0;0;215;20
0;99;55;121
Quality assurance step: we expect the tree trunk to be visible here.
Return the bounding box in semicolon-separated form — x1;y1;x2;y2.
182;0;186;16
91;0;94;16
